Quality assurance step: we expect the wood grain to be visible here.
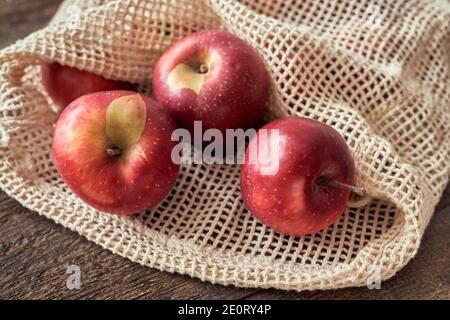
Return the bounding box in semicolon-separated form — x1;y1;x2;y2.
0;191;258;300
0;0;61;48
0;0;449;300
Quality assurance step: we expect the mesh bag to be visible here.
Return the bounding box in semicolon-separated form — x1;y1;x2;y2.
0;0;449;291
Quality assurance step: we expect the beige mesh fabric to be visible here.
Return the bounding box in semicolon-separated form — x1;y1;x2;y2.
0;0;449;291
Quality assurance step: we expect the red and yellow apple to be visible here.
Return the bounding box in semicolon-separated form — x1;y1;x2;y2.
152;30;270;135
240;116;361;236
42;62;133;111
52;91;179;215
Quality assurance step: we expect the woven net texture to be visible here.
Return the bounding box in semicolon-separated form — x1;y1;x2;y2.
0;0;449;291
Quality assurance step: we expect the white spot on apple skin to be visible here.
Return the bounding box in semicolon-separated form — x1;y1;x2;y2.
285;178;307;215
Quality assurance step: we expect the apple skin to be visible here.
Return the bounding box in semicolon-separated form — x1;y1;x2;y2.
152;30;269;134
41;62;134;111
52;90;179;215
240;116;355;236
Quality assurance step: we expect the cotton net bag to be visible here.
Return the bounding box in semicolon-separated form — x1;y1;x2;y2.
0;0;449;291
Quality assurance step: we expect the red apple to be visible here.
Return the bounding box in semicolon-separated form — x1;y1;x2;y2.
240;116;361;236
152;30;269;134
41;62;134;111
52;91;179;215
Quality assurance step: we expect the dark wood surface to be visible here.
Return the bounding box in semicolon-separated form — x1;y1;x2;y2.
0;0;449;300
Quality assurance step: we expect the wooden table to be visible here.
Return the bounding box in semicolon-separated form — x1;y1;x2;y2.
1;0;449;300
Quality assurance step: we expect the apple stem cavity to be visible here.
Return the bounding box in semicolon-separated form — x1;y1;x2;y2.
319;177;366;197
198;63;208;74
106;147;122;157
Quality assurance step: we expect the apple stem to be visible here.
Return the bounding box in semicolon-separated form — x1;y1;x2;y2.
321;179;366;197
199;64;208;74
106;147;122;157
